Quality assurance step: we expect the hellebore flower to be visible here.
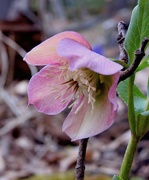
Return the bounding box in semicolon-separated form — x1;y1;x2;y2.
24;31;123;141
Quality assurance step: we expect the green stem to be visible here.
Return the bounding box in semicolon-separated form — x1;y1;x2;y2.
119;74;139;180
128;75;136;133
119;133;140;180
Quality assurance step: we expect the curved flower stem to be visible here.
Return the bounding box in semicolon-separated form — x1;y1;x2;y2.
119;74;138;180
128;75;136;133
75;138;89;180
119;133;140;180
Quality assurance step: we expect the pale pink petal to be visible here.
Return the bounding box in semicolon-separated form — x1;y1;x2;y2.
57;39;123;75
62;73;119;141
27;65;74;115
63;91;117;141
107;72;120;110
24;31;91;65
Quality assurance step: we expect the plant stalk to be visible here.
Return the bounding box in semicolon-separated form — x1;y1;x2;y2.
75;138;89;180
119;133;140;180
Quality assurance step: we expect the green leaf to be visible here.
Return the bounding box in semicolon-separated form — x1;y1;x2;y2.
130;177;145;180
117;78;147;114
147;78;149;98
117;78;149;137
117;79;146;104
125;0;149;63
137;55;149;72
117;79;129;105
136;110;149;137
134;96;147;115
112;175;123;180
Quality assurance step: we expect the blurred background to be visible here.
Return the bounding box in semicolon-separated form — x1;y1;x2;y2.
0;0;148;180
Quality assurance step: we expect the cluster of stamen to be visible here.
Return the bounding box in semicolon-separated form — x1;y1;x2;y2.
66;65;101;111
49;64;102;113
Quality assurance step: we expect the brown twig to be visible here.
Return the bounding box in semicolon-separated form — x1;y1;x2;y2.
117;22;149;81
120;38;149;81
117;21;128;64
75;138;89;180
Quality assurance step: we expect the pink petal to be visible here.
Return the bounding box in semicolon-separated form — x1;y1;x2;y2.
63;91;117;141
27;65;74;115
57;39;123;75
62;73;120;141
107;72;120;110
24;31;91;65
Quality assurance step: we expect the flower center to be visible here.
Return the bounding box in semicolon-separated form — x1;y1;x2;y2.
60;65;102;113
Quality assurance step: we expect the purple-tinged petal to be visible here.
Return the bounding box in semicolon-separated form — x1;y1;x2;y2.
24;31;91;66
107;72;120;110
27;65;74;115
62;73;120;141
57;38;123;75
63;88;117;141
